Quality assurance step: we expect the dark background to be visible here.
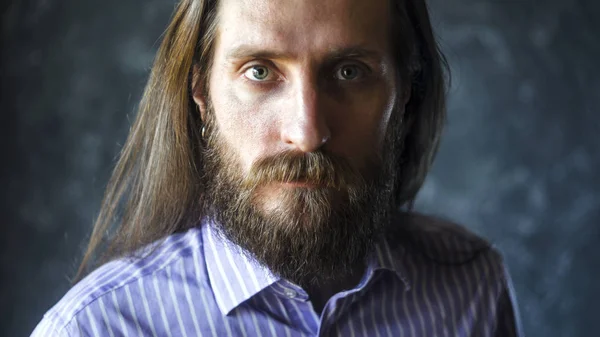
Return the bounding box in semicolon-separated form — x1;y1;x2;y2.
1;0;598;336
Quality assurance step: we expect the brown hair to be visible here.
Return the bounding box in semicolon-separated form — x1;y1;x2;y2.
74;0;448;281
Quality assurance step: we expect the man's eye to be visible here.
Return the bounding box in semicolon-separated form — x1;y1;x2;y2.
334;65;364;80
244;66;271;81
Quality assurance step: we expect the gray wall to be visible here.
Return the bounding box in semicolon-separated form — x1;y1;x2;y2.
1;0;598;336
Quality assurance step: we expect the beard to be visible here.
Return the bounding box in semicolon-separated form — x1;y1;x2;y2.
199;107;398;287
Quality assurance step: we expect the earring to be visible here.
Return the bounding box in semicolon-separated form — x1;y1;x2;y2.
196;104;206;139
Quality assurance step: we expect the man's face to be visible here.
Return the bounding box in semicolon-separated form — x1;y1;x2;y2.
195;0;403;285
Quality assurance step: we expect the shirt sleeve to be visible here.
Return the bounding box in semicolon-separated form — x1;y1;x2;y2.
494;263;524;337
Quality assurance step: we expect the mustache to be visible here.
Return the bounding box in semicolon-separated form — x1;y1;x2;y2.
242;150;365;189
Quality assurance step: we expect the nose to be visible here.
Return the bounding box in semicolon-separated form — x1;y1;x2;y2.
280;77;331;153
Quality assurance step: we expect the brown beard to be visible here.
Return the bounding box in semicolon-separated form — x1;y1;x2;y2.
199;106;397;287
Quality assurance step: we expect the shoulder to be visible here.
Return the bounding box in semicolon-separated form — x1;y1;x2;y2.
386;211;512;286
32;228;206;335
388;211;497;264
385;212;523;335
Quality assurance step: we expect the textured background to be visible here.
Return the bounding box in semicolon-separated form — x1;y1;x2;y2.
1;0;598;336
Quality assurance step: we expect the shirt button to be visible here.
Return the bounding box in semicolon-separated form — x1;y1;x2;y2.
283;288;297;298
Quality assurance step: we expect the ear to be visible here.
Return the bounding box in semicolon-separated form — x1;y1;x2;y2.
191;65;208;121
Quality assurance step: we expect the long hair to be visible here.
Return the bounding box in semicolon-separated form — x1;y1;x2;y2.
74;0;448;281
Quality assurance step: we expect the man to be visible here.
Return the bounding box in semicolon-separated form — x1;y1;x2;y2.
32;0;522;335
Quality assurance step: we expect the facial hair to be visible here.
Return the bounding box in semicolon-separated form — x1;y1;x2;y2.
199;106;398;287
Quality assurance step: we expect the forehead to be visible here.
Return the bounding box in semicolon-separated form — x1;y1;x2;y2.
216;0;392;58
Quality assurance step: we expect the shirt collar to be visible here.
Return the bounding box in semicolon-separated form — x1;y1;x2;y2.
371;234;412;291
202;219;411;316
202;220;279;316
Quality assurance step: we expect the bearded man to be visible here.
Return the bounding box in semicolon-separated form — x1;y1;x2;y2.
32;0;522;336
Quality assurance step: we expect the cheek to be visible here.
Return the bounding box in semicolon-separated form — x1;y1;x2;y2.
332;88;396;159
366;86;396;147
209;78;281;173
375;95;396;145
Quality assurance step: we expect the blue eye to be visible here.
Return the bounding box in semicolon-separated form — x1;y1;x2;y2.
244;66;270;81
334;65;363;80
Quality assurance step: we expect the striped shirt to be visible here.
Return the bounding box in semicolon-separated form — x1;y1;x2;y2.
31;213;522;336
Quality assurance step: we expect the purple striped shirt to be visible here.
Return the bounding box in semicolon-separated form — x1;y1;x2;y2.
31;214;522;336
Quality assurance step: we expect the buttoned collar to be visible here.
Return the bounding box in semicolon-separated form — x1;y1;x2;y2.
202;219;411;316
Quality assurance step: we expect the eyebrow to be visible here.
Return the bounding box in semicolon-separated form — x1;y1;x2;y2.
225;44;384;63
